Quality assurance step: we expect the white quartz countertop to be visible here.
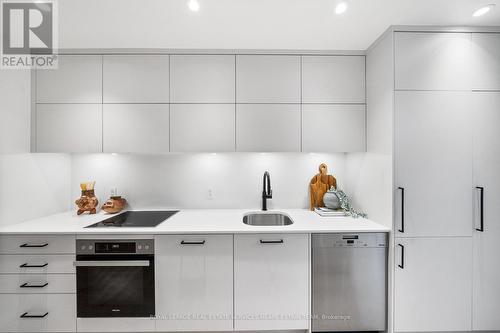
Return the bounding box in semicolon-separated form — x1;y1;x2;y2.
0;209;390;235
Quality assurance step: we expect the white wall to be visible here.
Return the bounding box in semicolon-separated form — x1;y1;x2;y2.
71;153;346;210
345;31;394;228
0;71;72;227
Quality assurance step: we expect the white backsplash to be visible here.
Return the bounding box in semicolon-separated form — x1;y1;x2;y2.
71;153;347;210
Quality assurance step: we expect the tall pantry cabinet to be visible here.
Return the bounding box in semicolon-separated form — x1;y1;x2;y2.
367;29;500;332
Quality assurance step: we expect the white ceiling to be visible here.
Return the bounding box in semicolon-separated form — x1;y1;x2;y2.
59;0;500;50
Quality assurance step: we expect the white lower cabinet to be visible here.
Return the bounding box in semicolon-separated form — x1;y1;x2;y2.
0;274;75;294
155;235;233;332
234;234;309;331
394;237;472;332
0;254;75;274
0;294;76;332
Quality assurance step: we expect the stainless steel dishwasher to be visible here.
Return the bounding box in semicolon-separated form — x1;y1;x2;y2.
312;233;388;332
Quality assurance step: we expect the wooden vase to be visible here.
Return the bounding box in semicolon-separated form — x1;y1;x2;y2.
75;190;99;215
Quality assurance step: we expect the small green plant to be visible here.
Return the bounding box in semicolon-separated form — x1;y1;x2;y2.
329;187;367;218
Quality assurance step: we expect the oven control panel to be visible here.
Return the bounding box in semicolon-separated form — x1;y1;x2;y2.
76;239;154;255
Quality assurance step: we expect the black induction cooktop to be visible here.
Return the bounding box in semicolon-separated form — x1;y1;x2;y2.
85;210;179;228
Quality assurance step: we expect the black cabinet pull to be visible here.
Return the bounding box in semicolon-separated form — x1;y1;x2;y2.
180;240;205;245
260;239;284;244
20;312;48;318
19;243;48;248
19;263;48;268
398;187;405;233
20;282;48;288
476;186;484;232
398;244;405;269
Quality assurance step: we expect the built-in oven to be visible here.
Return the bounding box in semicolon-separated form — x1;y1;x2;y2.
75;239;155;318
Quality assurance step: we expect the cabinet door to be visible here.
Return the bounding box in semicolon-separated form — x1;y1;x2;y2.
103;104;169;153
472;92;500;330
234;234;309;330
103;55;169;103
170;55;235;103
36;104;102;153
36;55;102;103
0;294;76;332
394;237;472;332
170;104;235;152
395;91;473;237
302;104;365;152
302;56;365;103
236;104;300;152
395;32;472;90
471;33;500;91
155;235;233;332
236;55;300;103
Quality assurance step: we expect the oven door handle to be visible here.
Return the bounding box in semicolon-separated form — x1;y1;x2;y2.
73;260;150;267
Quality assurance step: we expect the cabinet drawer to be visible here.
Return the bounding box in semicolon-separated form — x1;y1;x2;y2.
0;255;75;274
0;235;75;254
0;274;75;294
0;294;76;332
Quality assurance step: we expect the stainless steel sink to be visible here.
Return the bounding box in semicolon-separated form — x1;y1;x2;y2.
242;212;294;226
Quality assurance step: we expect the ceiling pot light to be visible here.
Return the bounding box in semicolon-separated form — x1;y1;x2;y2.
188;0;200;12
335;1;348;15
473;4;495;17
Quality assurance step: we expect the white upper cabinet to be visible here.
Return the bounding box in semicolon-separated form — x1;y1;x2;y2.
302;104;365;152
395;32;473;90
394;237;472;332
236;55;300;103
170;104;235;152
103;104;169;153
302;56;365;103
471;33;500;91
472;92;500;331
170;55;235;103
236;104;300;152
155;235;233;332
36;104;102;153
36;55;102;103
395;91;473;237
103;55;169;103
234;234;309;331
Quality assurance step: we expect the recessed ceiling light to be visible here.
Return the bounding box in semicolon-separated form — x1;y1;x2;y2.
188;0;200;12
473;4;495;17
335;1;348;15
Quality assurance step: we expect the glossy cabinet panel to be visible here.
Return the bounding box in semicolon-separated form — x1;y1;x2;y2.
170;55;235;103
103;55;169;103
36;104;102;153
236;104;301;152
302;104;365;152
234;234;309;331
302;56;365;103
36;55;102;103
103;104;169;153
155;235;233;332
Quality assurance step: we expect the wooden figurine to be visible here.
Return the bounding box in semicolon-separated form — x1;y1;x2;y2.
309;163;337;210
75;182;98;215
102;196;127;214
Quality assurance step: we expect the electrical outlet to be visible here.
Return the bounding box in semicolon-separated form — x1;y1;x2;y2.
207;189;215;200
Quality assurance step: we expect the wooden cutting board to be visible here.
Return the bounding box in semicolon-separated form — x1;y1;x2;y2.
309;163;337;210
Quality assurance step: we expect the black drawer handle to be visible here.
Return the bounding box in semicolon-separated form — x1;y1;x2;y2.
20;263;48;268
20;243;48;248
180;240;205;245
476;186;484;232
260;239;284;244
398;187;405;233
398;244;405;269
20;282;48;288
20;312;48;318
